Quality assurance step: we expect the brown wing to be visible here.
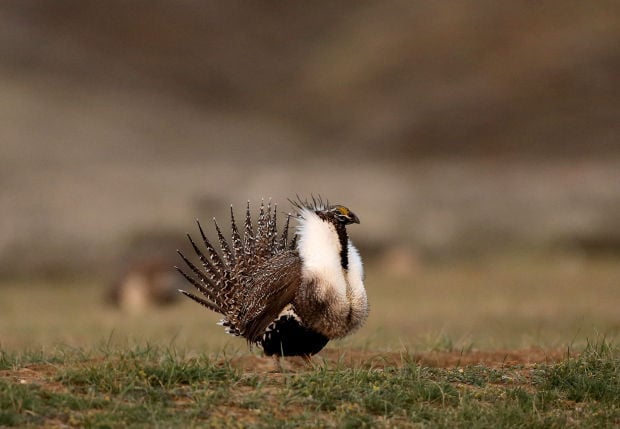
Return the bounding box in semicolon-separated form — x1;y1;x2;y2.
239;251;302;343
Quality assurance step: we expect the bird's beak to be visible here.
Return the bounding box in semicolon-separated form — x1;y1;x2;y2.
349;212;360;224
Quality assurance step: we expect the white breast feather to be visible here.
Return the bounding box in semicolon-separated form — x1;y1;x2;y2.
346;241;366;300
296;208;347;296
295;207;369;336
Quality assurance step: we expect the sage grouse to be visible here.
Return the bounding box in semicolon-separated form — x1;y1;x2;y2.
176;197;368;357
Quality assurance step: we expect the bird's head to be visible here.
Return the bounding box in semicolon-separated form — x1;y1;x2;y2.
321;205;360;226
290;196;360;227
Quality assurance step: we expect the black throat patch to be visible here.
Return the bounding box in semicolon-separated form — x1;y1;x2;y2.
315;210;350;271
335;223;349;270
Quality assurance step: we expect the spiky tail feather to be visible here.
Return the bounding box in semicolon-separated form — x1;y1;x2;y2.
176;200;295;336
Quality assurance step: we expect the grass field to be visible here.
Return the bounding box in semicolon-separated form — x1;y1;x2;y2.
1;255;619;427
1;341;618;427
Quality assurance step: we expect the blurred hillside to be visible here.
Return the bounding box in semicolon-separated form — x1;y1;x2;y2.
1;1;620;278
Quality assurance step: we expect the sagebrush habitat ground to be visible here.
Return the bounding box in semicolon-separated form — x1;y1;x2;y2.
1;342;619;427
1;256;619;427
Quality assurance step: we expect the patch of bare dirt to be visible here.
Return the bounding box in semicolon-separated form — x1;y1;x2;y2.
228;347;567;372
0;363;67;393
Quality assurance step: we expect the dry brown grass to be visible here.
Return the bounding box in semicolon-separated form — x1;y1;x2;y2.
1;254;618;353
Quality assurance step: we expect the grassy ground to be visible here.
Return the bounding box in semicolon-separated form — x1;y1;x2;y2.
0;341;618;427
0;255;619;427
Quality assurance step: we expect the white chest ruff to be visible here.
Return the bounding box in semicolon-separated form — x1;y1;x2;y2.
295;209;368;336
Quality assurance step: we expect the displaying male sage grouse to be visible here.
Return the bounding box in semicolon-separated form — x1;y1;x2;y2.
176;197;368;357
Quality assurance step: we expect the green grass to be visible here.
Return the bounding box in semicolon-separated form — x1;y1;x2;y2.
1;340;618;428
1;256;619;426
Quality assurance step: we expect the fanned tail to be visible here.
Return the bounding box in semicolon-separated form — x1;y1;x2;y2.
176;200;294;337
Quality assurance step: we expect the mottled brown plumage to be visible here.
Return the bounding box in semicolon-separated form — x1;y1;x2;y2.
177;197;368;356
177;201;296;339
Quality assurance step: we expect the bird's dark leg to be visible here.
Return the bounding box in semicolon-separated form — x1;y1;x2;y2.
302;354;314;367
271;354;283;373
